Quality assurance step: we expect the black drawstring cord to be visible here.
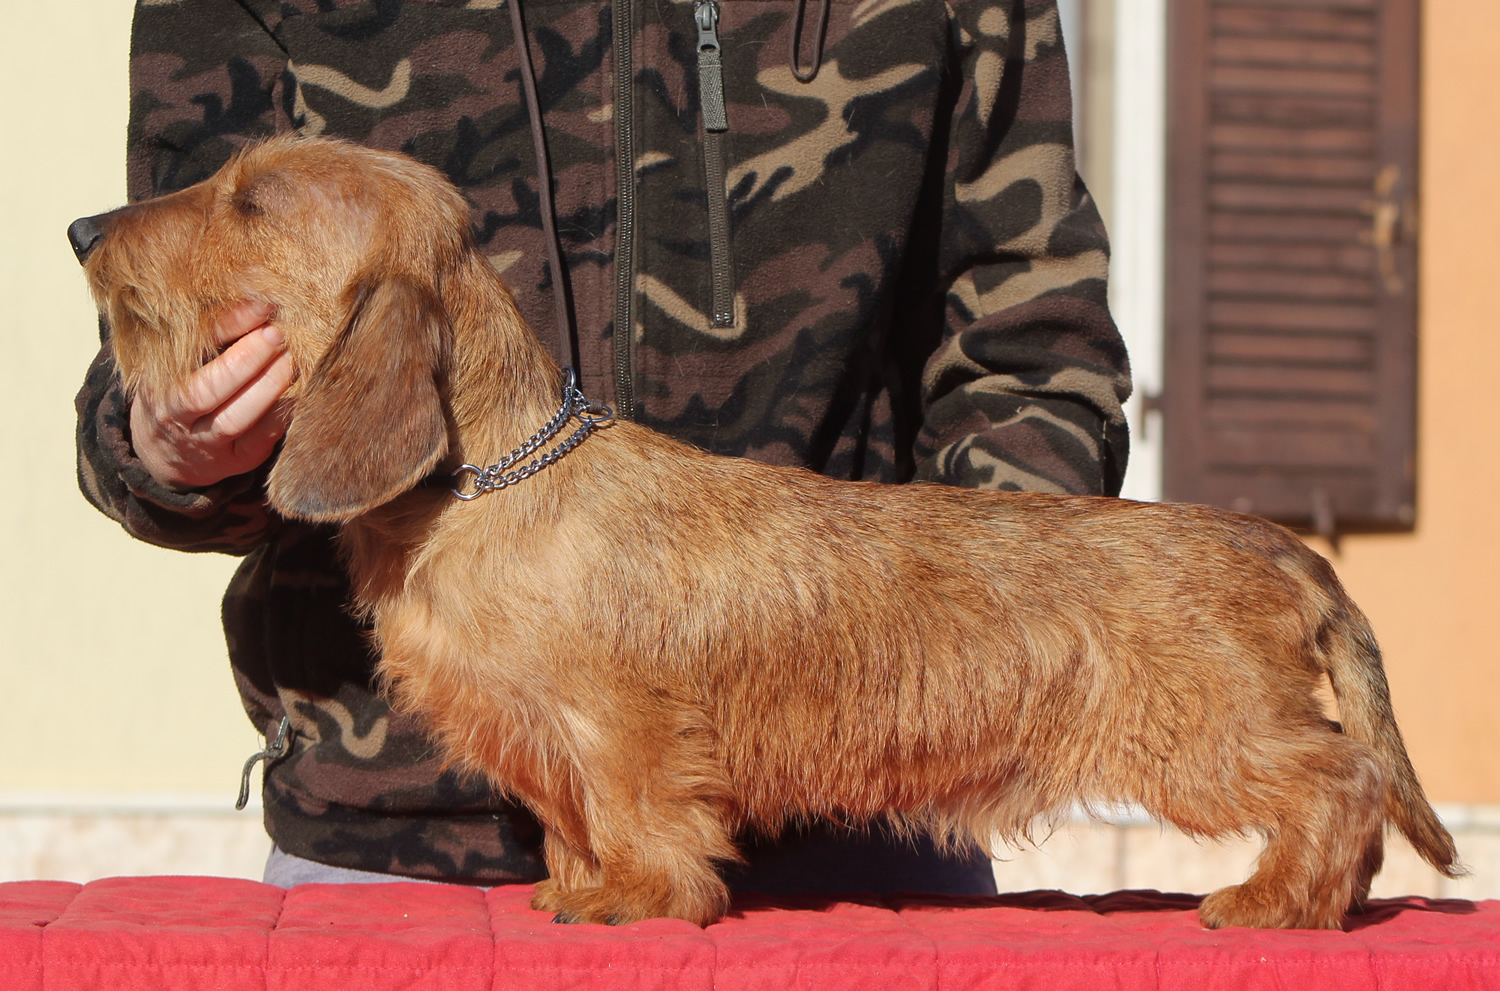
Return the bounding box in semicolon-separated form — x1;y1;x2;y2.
789;0;831;83
508;0;581;372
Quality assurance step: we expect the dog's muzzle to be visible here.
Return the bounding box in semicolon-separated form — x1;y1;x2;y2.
67;213;113;265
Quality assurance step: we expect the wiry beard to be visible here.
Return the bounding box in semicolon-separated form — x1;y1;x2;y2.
90;260;219;401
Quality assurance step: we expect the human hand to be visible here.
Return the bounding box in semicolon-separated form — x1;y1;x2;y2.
128;300;296;491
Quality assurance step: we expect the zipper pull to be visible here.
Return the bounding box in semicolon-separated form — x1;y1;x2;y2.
236;716;292;811
695;0;728;132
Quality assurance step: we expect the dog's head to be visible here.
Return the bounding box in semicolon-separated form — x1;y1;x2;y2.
71;136;482;522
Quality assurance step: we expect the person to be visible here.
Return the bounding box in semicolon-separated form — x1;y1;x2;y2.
76;0;1131;894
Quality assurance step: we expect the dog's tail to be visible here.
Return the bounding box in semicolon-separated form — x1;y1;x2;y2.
1317;579;1462;878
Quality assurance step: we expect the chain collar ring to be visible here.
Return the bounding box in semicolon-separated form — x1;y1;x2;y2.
451;367;613;500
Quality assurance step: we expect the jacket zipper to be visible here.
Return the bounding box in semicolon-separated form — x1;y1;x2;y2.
696;0;735;327
613;0;638;419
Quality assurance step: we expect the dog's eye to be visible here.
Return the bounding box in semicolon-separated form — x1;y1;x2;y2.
234;190;262;216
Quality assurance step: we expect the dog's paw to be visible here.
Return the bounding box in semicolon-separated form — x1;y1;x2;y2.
551;909;625;926
541;887;632;925
530;879;567;914
1199;884;1343;930
541;883;722;926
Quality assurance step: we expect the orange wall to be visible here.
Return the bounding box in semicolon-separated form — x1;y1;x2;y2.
1307;0;1500;803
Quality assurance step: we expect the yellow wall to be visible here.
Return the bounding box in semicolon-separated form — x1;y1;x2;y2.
0;5;259;797
0;0;1494;805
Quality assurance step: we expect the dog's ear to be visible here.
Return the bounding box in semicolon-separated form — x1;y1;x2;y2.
267;273;449;522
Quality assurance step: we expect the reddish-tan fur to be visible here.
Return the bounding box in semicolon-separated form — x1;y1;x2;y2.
79;136;1460;929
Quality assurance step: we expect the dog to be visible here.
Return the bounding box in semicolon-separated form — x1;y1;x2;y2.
71;135;1459;929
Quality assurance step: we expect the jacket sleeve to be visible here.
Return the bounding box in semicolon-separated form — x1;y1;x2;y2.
75;0;292;553
913;0;1131;497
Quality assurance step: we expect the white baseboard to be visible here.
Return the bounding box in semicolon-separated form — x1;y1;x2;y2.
0;794;268;883
0;792;258;814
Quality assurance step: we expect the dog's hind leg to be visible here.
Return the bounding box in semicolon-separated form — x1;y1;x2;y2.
1351;829;1385;909
1194;732;1385;930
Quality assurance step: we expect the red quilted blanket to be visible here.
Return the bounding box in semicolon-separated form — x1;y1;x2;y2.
1;878;1495;990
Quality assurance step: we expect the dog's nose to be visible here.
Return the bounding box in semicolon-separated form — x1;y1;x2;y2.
67;213;112;264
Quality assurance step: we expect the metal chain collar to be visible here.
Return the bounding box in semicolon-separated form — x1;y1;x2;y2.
451;367;614;500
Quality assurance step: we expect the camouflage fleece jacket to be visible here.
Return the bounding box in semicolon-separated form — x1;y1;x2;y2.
76;0;1131;881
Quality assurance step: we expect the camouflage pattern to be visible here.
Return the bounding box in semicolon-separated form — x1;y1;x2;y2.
76;0;1130;880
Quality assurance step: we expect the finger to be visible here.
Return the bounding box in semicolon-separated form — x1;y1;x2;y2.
175;325;288;420
203;350;295;440
212;300;276;348
129;395;204;491
128;393;169;465
228;401;292;468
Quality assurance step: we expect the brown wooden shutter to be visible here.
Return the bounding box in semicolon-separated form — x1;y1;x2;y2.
1162;0;1419;537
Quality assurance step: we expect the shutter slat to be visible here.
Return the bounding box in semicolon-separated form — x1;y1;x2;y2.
1207;397;1377;430
1210;124;1376;153
1210;299;1374;331
1211;153;1377;183
1220;0;1378;11
1211;66;1377;97
1206;365;1375;397
1210;213;1368;243
1213;7;1376;41
1212;37;1375;69
1209;182;1372;212
1209;269;1376;299
1206;429;1376;469
1208;241;1376;273
1208;332;1375;361
1213;95;1373;128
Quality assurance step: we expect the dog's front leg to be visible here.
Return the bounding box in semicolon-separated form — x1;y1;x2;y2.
530;831;601;915
525;720;742;926
376;589;740;925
